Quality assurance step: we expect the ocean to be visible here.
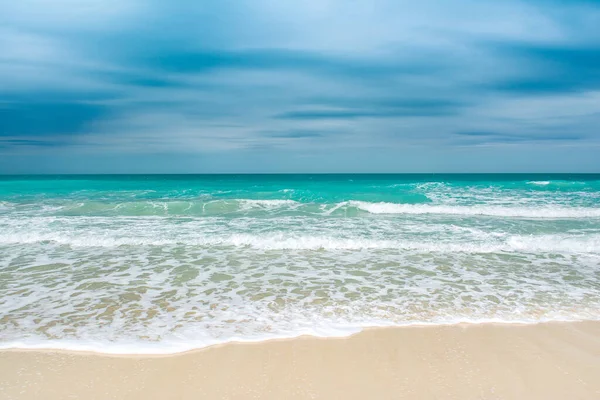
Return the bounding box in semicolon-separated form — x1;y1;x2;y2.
1;174;599;354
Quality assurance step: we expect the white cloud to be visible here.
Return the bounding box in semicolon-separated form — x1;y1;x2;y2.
0;0;146;31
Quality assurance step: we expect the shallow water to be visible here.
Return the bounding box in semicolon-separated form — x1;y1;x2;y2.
1;174;599;353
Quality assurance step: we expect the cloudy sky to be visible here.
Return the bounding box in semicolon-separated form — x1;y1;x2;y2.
1;0;599;173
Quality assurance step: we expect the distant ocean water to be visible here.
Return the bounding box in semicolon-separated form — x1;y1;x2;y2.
1;174;599;354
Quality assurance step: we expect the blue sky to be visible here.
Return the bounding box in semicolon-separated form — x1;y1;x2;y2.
1;0;599;173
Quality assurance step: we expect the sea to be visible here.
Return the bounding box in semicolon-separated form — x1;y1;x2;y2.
1;174;599;354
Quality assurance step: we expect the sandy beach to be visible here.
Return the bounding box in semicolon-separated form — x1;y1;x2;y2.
1;322;599;399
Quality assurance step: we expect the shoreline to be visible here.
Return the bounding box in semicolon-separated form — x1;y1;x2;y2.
0;319;597;357
2;321;600;399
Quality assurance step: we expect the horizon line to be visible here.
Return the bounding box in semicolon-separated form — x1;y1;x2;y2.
2;172;600;176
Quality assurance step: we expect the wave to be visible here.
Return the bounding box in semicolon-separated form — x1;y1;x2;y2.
348;201;600;218
238;199;299;208
527;181;550;185
49;199;303;216
526;180;590;187
3;198;600;218
1;315;597;355
0;324;362;355
0;201;14;210
1;231;599;253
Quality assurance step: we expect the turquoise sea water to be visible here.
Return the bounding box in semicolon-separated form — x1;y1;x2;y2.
1;174;600;353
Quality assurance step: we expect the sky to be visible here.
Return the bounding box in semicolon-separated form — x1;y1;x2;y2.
1;0;599;173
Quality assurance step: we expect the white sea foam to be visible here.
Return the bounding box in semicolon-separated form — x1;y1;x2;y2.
2;315;597;355
1;230;599;254
8;196;600;218
0;324;365;355
2;234;600;354
348;201;600;218
527;181;551;185
2;178;600;355
238;199;299;208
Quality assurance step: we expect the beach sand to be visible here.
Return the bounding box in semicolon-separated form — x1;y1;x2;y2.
1;322;600;399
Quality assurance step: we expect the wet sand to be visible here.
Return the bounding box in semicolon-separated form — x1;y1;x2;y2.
1;322;600;399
